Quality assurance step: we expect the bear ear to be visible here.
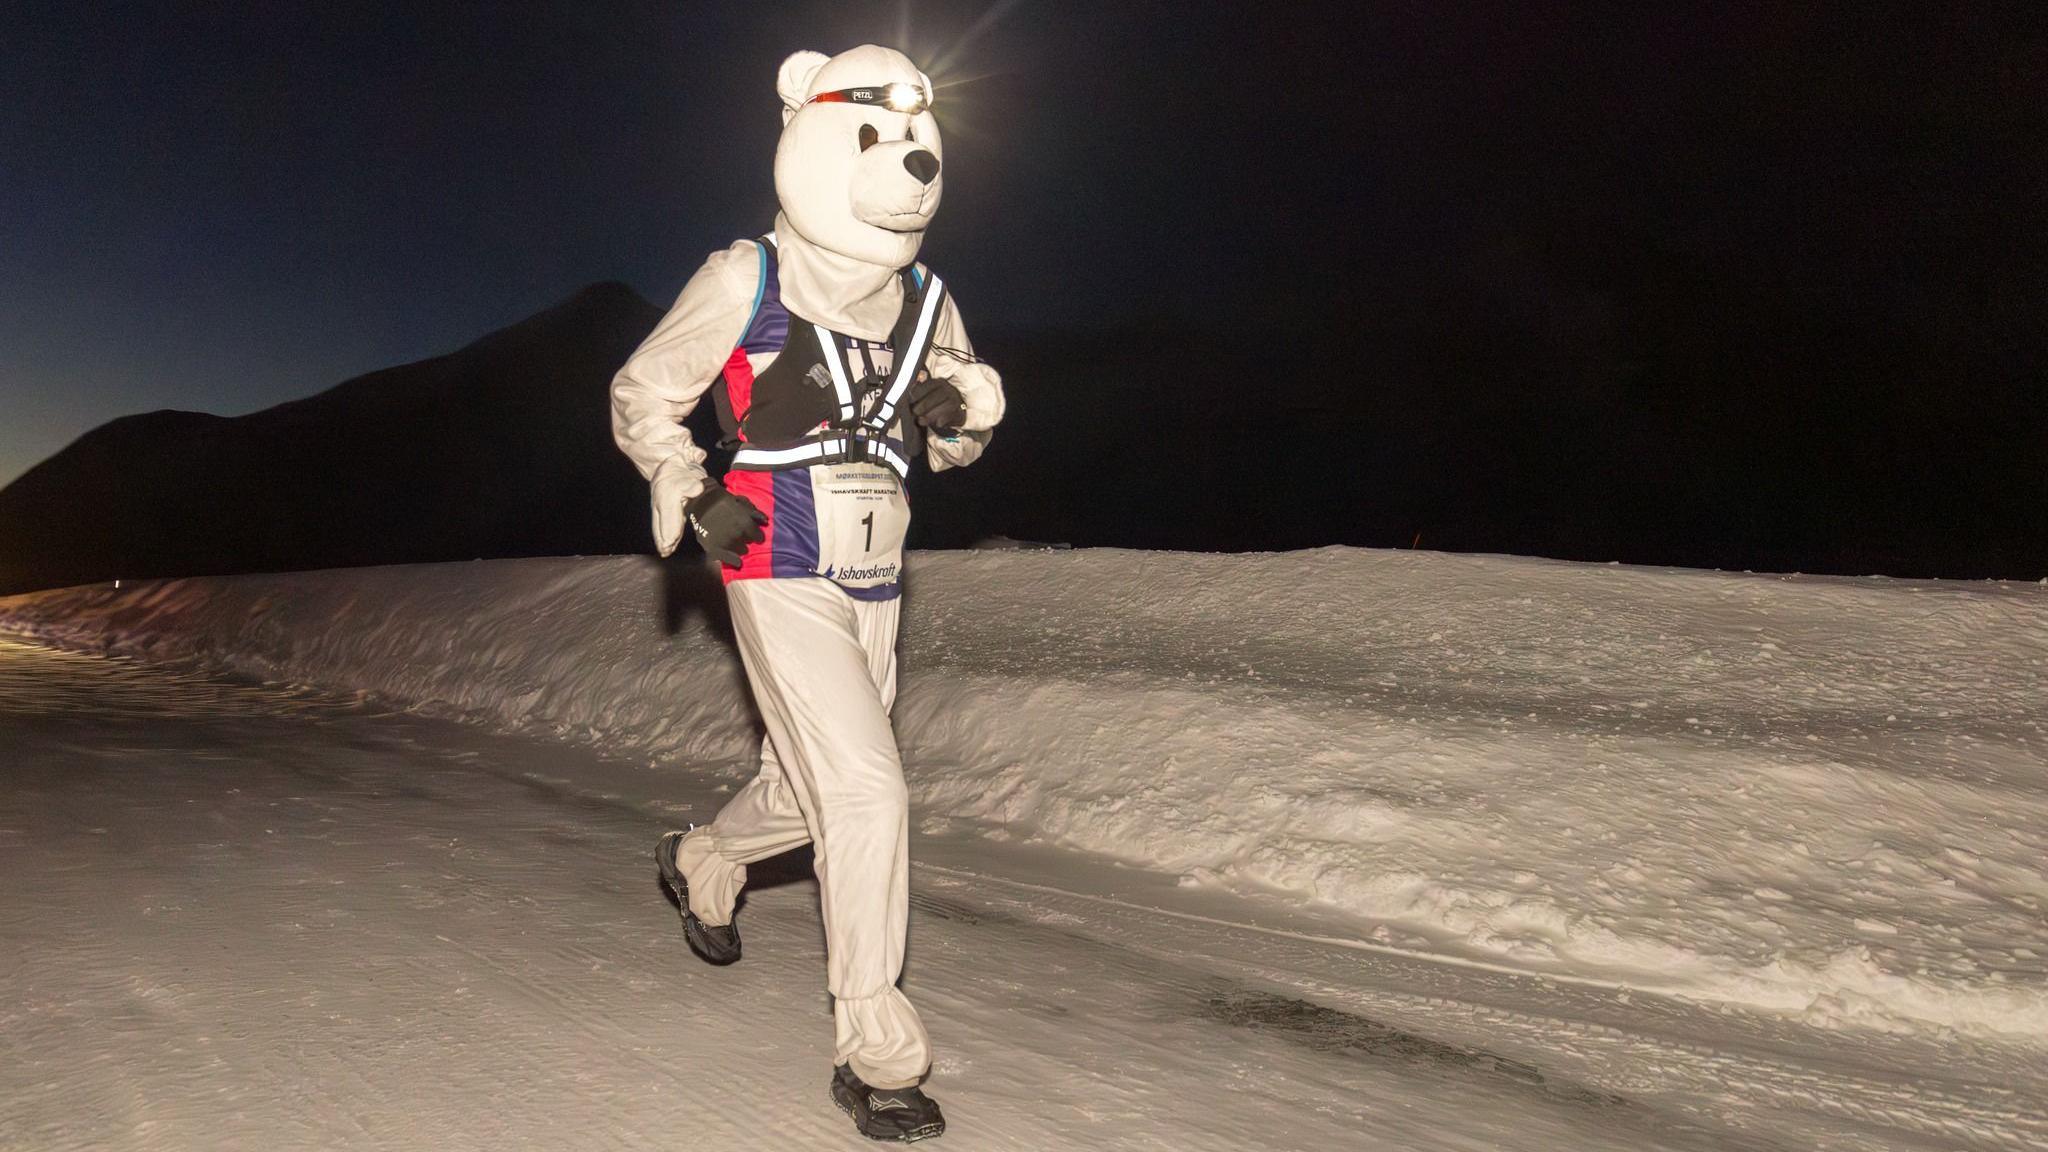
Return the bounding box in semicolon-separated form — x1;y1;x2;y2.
777;51;830;116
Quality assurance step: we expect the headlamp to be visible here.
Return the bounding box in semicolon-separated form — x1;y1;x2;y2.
805;82;930;116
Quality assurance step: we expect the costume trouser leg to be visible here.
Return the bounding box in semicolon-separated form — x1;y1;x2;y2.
673;732;809;922
677;576;927;1089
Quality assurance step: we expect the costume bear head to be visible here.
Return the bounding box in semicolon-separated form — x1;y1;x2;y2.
774;45;941;270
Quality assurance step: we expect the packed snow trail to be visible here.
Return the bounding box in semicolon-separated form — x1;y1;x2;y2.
4;638;2043;1150
6;550;2046;1043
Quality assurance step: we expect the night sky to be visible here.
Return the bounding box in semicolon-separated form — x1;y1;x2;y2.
4;0;1255;485
4;2;2043;556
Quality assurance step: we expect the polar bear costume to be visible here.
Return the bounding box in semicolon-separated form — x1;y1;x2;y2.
610;45;1003;1097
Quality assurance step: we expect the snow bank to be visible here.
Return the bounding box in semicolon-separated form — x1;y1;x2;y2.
6;548;2047;1042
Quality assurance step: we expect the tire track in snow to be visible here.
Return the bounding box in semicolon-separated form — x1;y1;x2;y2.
910;864;2048;1152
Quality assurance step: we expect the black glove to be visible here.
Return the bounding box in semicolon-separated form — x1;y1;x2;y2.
906;373;967;433
684;482;768;567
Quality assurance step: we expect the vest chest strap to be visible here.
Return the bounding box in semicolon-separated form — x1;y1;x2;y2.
730;435;912;479
804;270;947;430
857;271;946;434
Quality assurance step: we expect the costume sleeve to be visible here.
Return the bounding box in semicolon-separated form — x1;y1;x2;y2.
610;241;759;553
923;290;1004;472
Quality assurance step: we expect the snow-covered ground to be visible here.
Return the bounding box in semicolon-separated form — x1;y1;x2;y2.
8;548;2047;1041
4;547;2047;1149
4;636;1751;1152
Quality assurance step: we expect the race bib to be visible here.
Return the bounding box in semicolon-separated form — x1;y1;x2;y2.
810;461;909;591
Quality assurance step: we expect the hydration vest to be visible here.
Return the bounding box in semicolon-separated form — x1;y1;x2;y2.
713;235;948;480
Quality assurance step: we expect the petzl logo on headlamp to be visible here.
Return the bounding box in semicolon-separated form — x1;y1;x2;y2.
806;82;929;115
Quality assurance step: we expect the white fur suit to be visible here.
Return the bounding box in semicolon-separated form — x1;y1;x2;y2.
610;45;1004;1092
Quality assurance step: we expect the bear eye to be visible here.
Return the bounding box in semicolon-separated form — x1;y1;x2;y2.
905;121;917;143
858;123;879;152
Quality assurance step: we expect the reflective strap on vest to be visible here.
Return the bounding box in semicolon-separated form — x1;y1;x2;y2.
735;265;941;483
813;324;859;425
864;273;946;432
803;274;947;435
731;436;911;479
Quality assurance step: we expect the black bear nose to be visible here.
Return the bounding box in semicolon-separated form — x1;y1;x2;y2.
903;149;940;185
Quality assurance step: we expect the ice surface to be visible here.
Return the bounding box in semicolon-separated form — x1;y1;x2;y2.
5;546;2046;1046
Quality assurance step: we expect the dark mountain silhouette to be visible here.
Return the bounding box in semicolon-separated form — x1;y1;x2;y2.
0;283;665;595
4;274;2045;597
